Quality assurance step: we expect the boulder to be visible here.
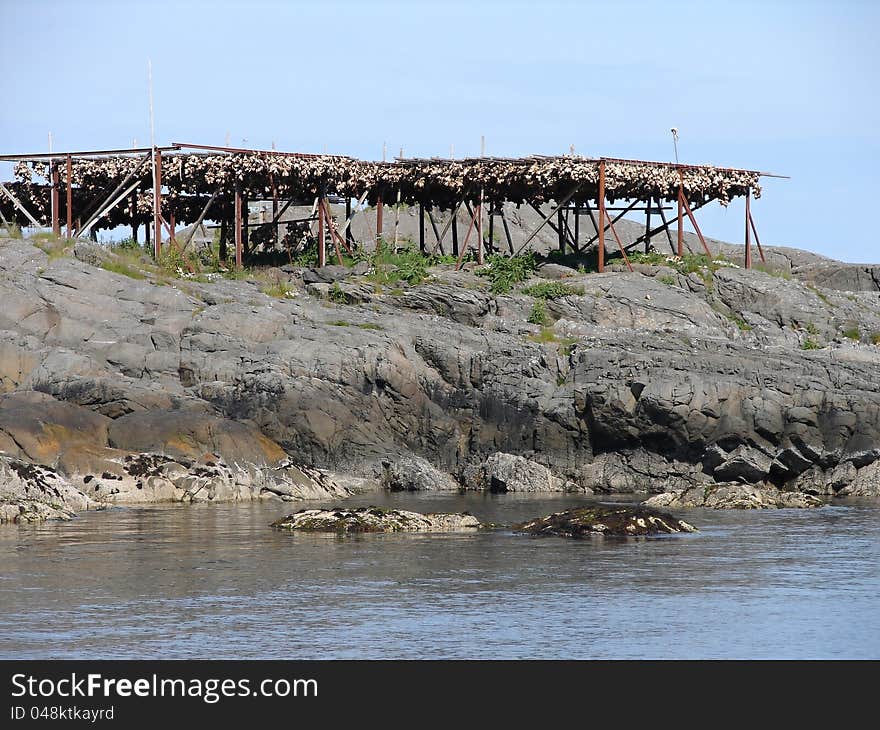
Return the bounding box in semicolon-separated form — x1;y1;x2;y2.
463;452;581;493
380;455;460;491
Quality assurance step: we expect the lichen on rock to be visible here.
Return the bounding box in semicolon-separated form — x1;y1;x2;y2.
513;505;697;537
270;506;481;533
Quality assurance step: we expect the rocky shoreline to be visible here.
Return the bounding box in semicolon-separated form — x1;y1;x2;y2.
2;230;880;524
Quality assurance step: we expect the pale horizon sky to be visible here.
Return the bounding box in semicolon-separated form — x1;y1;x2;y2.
1;0;877;261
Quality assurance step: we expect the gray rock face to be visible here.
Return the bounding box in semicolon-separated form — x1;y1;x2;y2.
2;234;880;511
462;452;585;493
381;455;460;492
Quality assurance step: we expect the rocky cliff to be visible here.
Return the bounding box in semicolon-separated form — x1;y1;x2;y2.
1;232;879;521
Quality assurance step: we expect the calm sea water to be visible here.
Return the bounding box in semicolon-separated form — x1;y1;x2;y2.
1;493;878;659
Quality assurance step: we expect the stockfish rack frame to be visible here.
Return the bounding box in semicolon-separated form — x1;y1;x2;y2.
0;143;786;272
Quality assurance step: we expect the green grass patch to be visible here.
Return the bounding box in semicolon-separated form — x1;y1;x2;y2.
329;320;350;327
871;332;880;346
100;260;147;280
528;300;549;325
476;253;538;294
521;281;585;299
328;282;348;303
841;325;861;341
356;322;383;330
262;281;296;298
801;337;822;350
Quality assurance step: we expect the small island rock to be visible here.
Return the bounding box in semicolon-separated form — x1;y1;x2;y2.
514;505;697;537
270;506;481;533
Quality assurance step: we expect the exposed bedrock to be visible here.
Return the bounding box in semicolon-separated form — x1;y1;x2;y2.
2;236;880;516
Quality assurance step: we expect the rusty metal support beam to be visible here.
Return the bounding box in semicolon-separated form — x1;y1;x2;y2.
677;171;684;257
598;160;605;272
626;197;710;253
748;207;765;263
679;189;713;258
581;199;640;248
454;203;480;270
604;210;633;271
66;154;73;238
744;188;752;269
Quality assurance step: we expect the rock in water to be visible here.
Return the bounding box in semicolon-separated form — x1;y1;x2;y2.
0;455;95;523
645;483;824;509
270;506;481;533
513;505;697;537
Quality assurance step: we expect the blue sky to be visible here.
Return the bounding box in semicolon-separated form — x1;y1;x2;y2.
1;0;877;261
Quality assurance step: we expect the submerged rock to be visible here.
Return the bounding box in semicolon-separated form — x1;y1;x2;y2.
270;506;481;533
513;505;696;537
645;483;824;509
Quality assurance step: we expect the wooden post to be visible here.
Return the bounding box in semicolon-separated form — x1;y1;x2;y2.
242;194;249;257
65;154;72;238
418;203;425;253
130;192;137;243
557;208;565;253
573;202;579;251
451;210;459;256
50;162;60;235
598;160;605;272
317;196;326;267
219;217;228;262
346;197;353;247
487;203;494;254
234;182;243;269
376;191;383;245
744;187;752;269
153;149;163;259
645;197;652;253
476;199;484;265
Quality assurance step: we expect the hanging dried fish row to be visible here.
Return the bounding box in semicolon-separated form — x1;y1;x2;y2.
2;152;762;232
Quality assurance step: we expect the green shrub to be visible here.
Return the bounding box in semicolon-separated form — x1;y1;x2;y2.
328;282;347;303
476;253;537;294
527;327;558;344
522;281;584;299
871;332;880;346
801;337;821;350
842;325;860;341
805;321;820;335
528;300;549;325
